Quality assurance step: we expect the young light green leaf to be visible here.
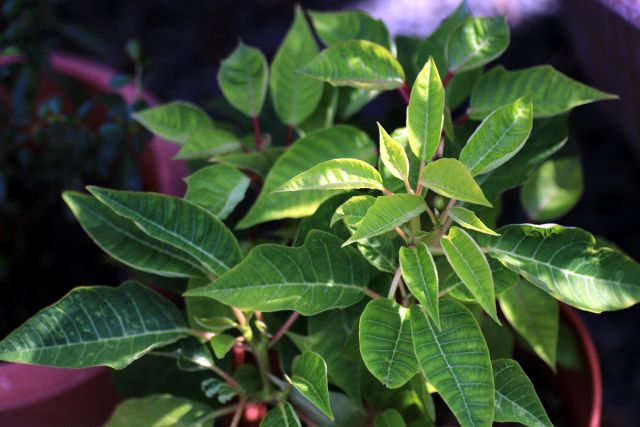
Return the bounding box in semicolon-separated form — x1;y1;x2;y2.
359;299;418;388
132;101;214;144
300;40;405;90
210;334;236;359
344;194;427;246
441;226;499;323
480;224;640;312
410;300;494;427
447;206;499;236
88;187;241;278
184;164;250;220
520;157;583;221
378;123;410;181
407;56;445;162
186;231;369;316
270;6;323;126
274;158;383;192
420;158;492;206
237;126;375;229
469;65;617;119
446;16;510;73
211;147;284;178
331;195;375;228
260;402;301;427
499;280;559;369
309;10;392;49
0;282;188;369
288;351;333;419
104;394;215;427
399;243;440;328
63;191;207;278
493;359;553;427
217;42;268;117
175;128;241;159
459;96;533;176
375;409;407;427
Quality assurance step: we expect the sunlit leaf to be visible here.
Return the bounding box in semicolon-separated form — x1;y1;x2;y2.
274;158;383;192
399;243;440;328
447;206;499;236
184;165;250;220
378;123;410;181
288;351;333;419
420;158;492;206
446;16;510;73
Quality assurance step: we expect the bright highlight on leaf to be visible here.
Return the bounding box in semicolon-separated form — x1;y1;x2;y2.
420;158;492;207
447;206;499;236
301;40;405;90
274;158;384;192
378;123;409;181
399;243;440;328
446;16;510;73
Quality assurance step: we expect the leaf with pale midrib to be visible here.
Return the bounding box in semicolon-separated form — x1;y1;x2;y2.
479;224;640;312
184;164;250;219
260;402;301;427
0;282;188;369
493;359;553;427
186;231;369;316
132;101;214;144
410;300;495;427
288;351;333;419
447;206;499;236
359;299;418;388
63;191;207;278
378;123;410;181
88;187;241;278
274;158;383;192
399;243;440;328
420;158;492;207
301;40;405;90
446;16;510;73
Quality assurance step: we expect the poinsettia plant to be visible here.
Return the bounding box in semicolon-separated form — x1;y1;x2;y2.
1;3;638;426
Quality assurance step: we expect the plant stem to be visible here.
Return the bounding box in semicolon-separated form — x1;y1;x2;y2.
403;178;414;194
442;71;454;87
230;397;246;427
395;227;410;243
210;364;241;390
388;267;403;299
296;410;320;427
398;81;411;104
382;187;394;196
409;216;421;235
363;288;384;299
285;125;295;146
269;311;300;348
252;116;262;150
254;340;273;397
425;204;438;227
454;114;469;126
232;307;247;328
199;404;241;424
415;160;426;195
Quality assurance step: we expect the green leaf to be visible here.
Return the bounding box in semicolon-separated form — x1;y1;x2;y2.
476;115;569;202
88;187;241;278
260;402;301;427
210;334;236;359
309;10;392;49
132;101;214;144
399;243;440;328
446;67;483;110
344;194;427;246
444;258;519;302
270;6;323;126
480;224;640;312
175;128;241;159
359;299;418;388
63;191;207;278
288;351;333;419
441;226;499;323
520;157;583;221
499;280;559;369
184;165;250;220
186;231;369;316
411;300;494;427
446;16;510;73
0;282;188;369
211;147;284;178
104;394;215;427
331;195;375;228
301;40;405;90
447;206;499;236
481;317;515;360
420;158;492;207
237;126;375;229
459;96;534;176
378;123;410;181
469;65;617;119
217;42;268;117
493;359;553;427
274;158;383;192
375;409;407;427
407;56;445;162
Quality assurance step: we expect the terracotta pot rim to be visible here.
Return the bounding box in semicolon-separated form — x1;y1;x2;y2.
0;51;185;413
560;303;602;427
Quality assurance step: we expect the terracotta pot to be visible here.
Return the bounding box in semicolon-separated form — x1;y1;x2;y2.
0;52;187;426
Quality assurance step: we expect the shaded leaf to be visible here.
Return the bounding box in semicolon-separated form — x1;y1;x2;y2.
375;409;406;427
399;243;440;328
175;128;241;159
218;42;268;117
211;147;284;178
359;299;418;388
133;101;214;144
446;16;510;73
260;402;301;427
186;231;369;316
288;351;333;419
275;158;383;192
420;158;492;206
184;165;249;219
0;282;188;369
210;334;236;359
104;394;214;427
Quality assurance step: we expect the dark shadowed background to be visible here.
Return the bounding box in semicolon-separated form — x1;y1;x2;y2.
11;0;640;424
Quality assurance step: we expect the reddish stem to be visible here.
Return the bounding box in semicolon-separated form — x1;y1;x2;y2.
269;311;300;347
285;125;295;146
398;81;411;104
252;116;262;150
442;71;454;87
454;114;469;126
